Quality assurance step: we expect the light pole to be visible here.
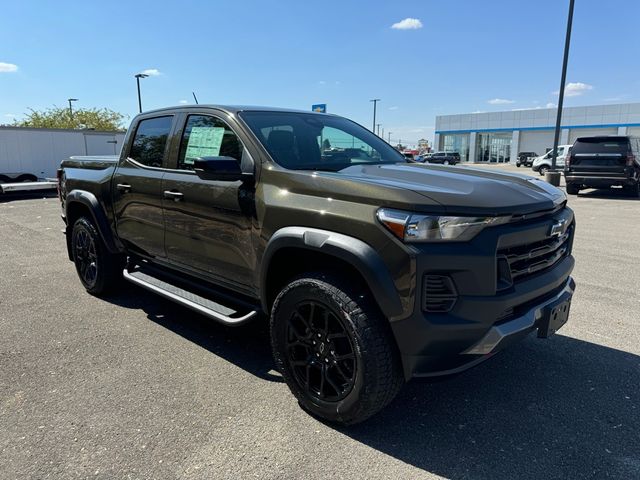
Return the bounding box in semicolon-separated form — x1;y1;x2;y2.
381;127;384;139
388;132;392;143
370;99;380;133
67;98;78;119
376;123;382;137
548;0;575;186
135;73;149;113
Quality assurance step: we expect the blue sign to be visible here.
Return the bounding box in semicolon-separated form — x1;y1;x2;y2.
312;104;327;113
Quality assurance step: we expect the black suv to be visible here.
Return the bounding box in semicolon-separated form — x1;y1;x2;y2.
427;151;460;165
516;152;538;168
564;136;640;196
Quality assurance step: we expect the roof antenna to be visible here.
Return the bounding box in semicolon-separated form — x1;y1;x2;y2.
192;92;199;104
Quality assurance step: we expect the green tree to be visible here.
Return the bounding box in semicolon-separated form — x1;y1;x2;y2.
13;106;127;131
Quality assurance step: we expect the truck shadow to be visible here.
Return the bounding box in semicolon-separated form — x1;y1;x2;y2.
339;337;640;479
108;285;282;383
107;287;638;479
575;188;640;201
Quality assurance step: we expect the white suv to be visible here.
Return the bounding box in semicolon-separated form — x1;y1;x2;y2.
531;145;572;175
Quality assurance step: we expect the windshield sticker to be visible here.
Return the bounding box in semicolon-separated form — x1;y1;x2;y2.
184;126;225;164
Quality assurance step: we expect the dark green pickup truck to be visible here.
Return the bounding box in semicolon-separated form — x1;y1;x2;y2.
58;105;576;424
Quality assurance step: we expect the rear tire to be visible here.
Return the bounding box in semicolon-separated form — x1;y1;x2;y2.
566;183;580;195
71;217;124;295
539;165;549;176
624;181;640;198
16;174;37;182
270;273;404;425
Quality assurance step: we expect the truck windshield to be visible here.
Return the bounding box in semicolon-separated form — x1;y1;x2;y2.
239;111;406;171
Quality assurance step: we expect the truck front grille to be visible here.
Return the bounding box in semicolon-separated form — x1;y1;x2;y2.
497;225;573;284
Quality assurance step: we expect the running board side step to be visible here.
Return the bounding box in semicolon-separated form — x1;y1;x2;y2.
123;268;258;326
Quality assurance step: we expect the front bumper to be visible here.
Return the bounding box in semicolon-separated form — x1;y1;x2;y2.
389;207;576;379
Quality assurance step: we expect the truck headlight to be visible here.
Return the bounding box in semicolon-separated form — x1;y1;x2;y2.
377;208;511;242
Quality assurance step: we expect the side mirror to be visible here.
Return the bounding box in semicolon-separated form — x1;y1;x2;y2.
193;156;246;181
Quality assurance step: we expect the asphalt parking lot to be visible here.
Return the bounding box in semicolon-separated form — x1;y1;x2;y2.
1;177;639;480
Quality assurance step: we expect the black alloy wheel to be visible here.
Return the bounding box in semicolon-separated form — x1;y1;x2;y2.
73;225;98;288
71;216;124;295
286;301;356;402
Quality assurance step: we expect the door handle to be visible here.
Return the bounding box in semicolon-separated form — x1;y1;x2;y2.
116;183;131;192
163;190;184;202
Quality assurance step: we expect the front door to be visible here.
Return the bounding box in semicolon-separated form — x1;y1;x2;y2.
112;115;174;259
162;113;255;290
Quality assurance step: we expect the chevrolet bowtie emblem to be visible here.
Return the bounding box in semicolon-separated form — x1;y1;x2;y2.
549;219;567;237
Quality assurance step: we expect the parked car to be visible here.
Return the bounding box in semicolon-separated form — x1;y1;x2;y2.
564;135;640;196
531;145;572;175
426;151;460;165
58;105;576;425
515;151;538;168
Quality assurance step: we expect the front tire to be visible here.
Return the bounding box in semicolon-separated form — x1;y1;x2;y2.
270;274;404;425
71;217;124;295
539;165;549;176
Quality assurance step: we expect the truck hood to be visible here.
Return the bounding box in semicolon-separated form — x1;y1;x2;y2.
335;163;566;215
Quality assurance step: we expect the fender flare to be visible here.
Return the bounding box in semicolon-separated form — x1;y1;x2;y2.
65;190;122;254
260;227;404;319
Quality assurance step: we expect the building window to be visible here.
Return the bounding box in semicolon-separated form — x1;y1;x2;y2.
476;132;512;163
440;133;470;162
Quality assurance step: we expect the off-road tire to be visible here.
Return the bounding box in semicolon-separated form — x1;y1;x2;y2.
71;217;124;295
270;273;404;425
566;183;580;195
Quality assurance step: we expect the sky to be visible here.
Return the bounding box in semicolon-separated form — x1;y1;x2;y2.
1;0;639;146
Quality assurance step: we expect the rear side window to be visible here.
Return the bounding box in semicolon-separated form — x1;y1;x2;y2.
129;116;173;167
572;137;630;155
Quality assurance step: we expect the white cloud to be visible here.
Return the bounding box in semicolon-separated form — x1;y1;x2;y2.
472;110;485;114
178;99;188;104
4;113;16;117
391;18;423;30
488;98;515;105
140;68;161;76
389;106;399;110
0;62;18;73
554;82;593;97
318;80;326;85
546;102;557;108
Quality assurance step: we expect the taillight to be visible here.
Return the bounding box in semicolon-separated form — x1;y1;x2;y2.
626;154;636;167
565;154;572;167
56;168;64;200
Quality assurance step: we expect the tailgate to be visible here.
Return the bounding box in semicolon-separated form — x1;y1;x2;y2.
568;137;630;174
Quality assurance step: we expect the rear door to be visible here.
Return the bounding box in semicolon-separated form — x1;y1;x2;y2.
161;112;256;291
112;115;175;259
568;137;630;175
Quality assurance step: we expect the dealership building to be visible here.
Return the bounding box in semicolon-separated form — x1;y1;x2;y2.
434;102;640;163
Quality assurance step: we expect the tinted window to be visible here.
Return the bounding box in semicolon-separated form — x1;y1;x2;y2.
178;115;244;170
572;137;630;155
240;111;404;171
129;116;173;167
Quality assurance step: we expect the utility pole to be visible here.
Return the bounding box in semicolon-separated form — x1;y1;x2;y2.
388;132;392;143
548;0;575;186
370;99;380;133
381;127;384;139
135;73;149;113
67;98;78;119
376;123;381;136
